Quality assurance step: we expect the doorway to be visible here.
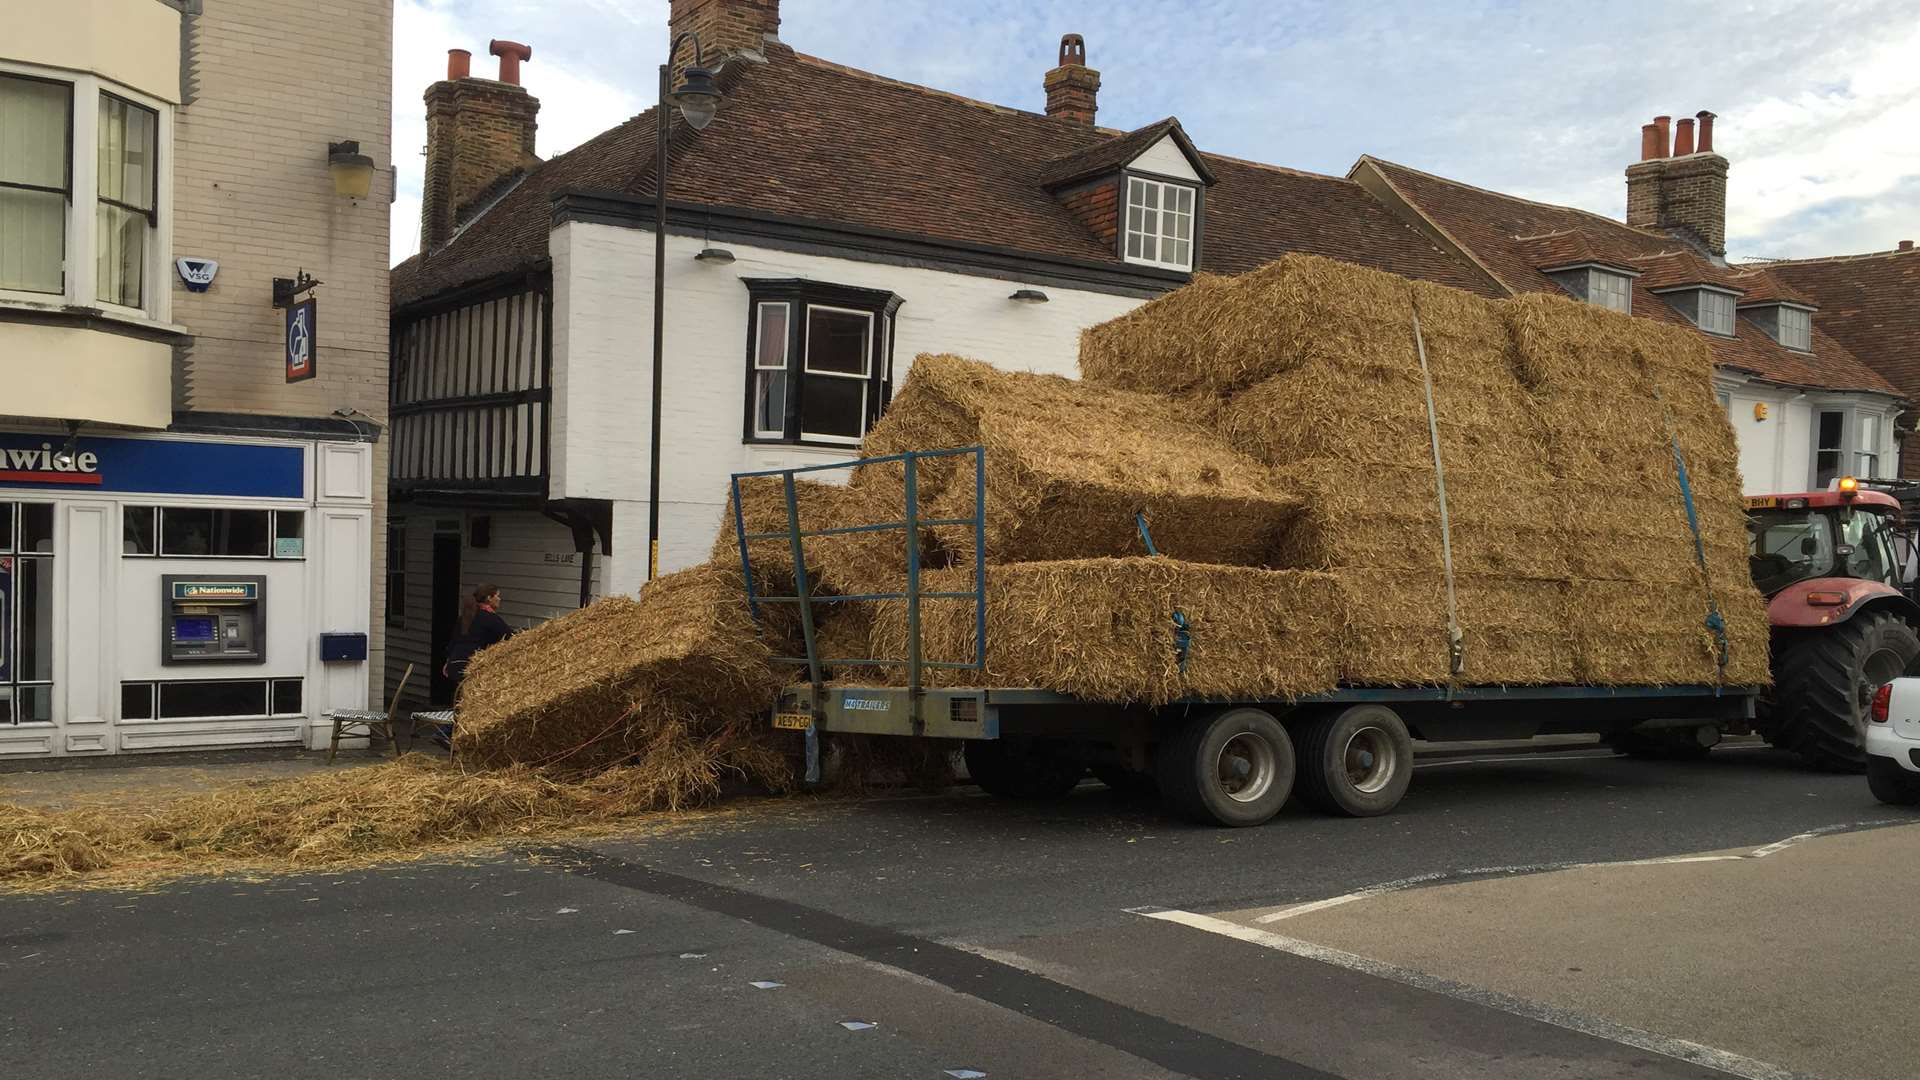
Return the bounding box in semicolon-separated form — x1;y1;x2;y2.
429;533;462;704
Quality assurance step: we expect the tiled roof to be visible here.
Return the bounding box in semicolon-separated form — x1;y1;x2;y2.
1766;247;1920;409
1725;269;1815;307
1512;229;1644;275
396;45;1495;307
1360;156;1900;396
1638;250;1749;293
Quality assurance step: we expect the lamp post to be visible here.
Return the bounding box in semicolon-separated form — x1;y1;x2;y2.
647;35;724;582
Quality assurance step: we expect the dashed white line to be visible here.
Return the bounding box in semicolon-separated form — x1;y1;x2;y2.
1135;908;1808;1080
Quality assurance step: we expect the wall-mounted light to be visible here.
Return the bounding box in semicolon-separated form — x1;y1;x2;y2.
51;420;82;470
1010;289;1049;304
328;140;376;199
694;247;736;264
1753;402;1769;421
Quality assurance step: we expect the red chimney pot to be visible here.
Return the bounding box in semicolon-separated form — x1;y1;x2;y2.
1652;115;1672;158
489;39;532;85
1900;240;1915;252
447;48;471;80
1696;110;1716;154
1639;124;1660;161
1674;117;1695;156
1060;32;1087;67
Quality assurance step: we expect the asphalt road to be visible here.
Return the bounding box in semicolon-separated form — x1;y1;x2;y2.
5;743;1915;1079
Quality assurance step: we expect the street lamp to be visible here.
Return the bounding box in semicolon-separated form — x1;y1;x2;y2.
647;33;724;581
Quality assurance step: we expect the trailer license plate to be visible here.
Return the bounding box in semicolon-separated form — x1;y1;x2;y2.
773;712;813;731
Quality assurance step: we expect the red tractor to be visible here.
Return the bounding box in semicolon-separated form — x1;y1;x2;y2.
1747;480;1920;770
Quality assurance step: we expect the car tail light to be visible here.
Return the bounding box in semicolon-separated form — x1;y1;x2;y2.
1871;683;1892;723
1806;591;1848;606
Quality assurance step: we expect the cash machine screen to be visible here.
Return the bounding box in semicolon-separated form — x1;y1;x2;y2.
173;616;218;642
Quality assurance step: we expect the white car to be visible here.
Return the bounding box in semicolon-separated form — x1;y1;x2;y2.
1867;679;1920;805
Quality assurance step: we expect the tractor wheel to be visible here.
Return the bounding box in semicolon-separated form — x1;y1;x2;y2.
1763;613;1920;772
963;739;1084;800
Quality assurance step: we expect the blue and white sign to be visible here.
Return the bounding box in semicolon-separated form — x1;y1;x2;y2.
0;433;303;499
175;257;219;292
285;298;316;383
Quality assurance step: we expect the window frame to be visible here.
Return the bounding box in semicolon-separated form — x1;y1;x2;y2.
798;304;876;446
122;506;306;560
0;58;170;322
95;90;160;312
740;279;903;448
1122;173;1200;272
1778;305;1813;352
0;500;57;727
0;70;75;297
1588;269;1633;313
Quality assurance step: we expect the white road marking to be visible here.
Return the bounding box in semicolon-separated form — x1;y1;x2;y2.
1252;820;1908;923
1137;908;1806;1080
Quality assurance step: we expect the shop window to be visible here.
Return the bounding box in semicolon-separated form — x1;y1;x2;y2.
1815;411;1845;489
159;679;268;720
121;682;155;720
272;679;303;716
274;511;305;559
124;506;157;555
0;501;55;726
125;507;306;559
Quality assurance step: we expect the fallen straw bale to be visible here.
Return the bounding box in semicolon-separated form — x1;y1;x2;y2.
869;559;1343;704
454;563;793;775
864;354;1299;566
2;753;783;890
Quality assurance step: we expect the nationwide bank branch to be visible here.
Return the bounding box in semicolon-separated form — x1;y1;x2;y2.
0;423;377;757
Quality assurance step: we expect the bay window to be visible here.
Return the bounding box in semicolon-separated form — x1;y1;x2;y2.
0;63;167;318
742;280;902;446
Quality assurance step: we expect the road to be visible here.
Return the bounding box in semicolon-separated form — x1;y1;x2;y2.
5;743;1916;1079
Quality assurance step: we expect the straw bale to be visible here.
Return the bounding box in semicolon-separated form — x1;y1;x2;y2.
454;563;789;773
1275;467;1571;581
869;559;1343;704
1337;572;1576;686
1079;256;1423;396
870;354;1300;566
1568;579;1770;686
711;474;915;599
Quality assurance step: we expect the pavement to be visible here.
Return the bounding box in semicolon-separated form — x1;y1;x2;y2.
0;747;395;809
4;740;1916;1079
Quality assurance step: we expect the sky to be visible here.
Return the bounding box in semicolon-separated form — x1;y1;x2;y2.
389;0;1920;267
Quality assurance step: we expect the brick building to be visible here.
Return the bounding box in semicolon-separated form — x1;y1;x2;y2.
0;0;392;757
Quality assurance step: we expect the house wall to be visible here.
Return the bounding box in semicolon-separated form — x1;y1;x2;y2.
1716;377;1901;493
169;0;394;708
8;0;182;102
549;222;1144;597
384;505;602;710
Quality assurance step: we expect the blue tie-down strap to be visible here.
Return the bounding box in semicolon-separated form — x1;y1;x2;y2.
1705;609;1729;673
1172;610;1192;674
1135;512;1160;557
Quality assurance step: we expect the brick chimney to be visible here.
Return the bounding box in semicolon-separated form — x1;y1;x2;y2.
1044;34;1100;126
669;0;780;82
1625;109;1730;256
420;42;542;253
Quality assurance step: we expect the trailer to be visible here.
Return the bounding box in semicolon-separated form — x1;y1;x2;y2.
734;450;1761;827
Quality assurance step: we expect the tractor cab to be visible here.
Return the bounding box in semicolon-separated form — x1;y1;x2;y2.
1746;480;1903;598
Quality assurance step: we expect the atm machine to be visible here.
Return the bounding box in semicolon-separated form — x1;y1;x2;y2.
162;575;266;665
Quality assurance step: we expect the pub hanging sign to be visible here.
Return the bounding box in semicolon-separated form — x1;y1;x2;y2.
285;298;317;383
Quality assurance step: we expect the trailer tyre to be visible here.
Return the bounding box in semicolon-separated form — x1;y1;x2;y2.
1155;708;1295;827
1293;705;1414;817
963;740;1083;800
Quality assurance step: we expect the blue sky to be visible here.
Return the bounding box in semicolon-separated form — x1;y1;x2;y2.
391;0;1920;266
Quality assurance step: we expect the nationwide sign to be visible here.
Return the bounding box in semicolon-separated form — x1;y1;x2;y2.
0;443;102;486
0;434;303;499
172;581;259;602
285;298;316;383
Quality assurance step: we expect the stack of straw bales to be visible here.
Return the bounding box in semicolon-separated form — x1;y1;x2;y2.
454;252;1766;775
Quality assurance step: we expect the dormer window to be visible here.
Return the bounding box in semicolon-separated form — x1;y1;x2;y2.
1124;176;1195;271
1653;285;1740;336
1544;262;1638;314
1740;302;1815;353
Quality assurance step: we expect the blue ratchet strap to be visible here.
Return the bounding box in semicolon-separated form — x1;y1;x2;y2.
1670;438;1731;678
1136;513;1193;673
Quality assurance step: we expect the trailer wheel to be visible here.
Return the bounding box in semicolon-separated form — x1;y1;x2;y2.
1293;705;1413;817
1155;708;1295;827
963;740;1083;800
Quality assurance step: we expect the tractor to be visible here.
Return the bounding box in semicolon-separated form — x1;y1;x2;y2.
1746;479;1920;770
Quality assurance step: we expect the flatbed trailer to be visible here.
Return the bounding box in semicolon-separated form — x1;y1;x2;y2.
734;449;1762;827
